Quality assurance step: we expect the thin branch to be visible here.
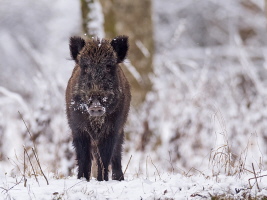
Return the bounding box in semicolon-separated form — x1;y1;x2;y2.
66;180;84;192
146;155;149;179
18;111;49;185
32;147;49;185
7;155;23;175
23;146;39;185
23;148;27;187
249;174;267;182
251;163;260;191
150;156;161;180
123;155;132;176
168;151;175;174
18;111;33;143
0;177;24;194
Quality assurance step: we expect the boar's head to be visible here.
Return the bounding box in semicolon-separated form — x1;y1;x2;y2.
69;35;128;117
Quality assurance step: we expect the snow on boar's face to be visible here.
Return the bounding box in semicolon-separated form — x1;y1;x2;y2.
69;36;128;117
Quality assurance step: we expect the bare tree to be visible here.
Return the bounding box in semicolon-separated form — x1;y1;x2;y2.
99;0;154;106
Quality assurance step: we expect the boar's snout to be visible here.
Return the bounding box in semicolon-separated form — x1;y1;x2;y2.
88;99;106;117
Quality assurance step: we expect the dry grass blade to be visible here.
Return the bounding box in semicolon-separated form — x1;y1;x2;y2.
32;147;49;185
0;177;24;194
251;163;260;191
123;155;132;176
23;148;27;187
65;180;84;192
23;146;39;186
150;156;161;180
248;174;267;190
18;111;34;146
18;111;49;185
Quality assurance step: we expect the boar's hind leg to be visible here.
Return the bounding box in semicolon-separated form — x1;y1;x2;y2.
73;135;92;181
111;134;124;181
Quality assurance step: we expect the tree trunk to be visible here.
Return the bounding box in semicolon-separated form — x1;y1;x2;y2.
99;0;154;106
80;0;104;38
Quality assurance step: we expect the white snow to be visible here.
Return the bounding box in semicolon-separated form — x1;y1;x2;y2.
1;172;267;199
102;97;108;102
1;0;267;199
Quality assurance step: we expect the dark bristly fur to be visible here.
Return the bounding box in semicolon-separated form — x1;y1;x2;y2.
66;35;131;181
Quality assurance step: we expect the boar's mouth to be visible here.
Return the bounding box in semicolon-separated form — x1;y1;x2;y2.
87;105;106;117
71;95;107;117
82;100;106;117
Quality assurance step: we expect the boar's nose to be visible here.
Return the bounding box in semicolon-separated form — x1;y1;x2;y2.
88;100;106;117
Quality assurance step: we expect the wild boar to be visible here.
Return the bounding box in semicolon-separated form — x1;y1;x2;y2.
65;35;131;181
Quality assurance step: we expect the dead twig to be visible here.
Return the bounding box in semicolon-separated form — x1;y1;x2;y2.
150;156;161;180
66;180;85;192
168;151;175;174
123;155;132;176
146;156;149;179
0;177;24;194
23;146;39;185
7;156;22;176
248;163;264;191
23;148;27;187
18;111;49;185
252;163;260;191
32;147;49;185
249;174;267;189
18;111;34;146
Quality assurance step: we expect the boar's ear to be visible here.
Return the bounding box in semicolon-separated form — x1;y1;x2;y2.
69;36;85;62
110;35;129;63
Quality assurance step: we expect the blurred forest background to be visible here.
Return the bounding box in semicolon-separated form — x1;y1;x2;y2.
0;0;267;177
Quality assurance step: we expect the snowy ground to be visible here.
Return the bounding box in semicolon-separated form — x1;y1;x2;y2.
1;0;267;199
1;171;267;199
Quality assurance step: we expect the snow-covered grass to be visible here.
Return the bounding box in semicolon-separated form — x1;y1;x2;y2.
1;171;267;200
1;0;267;199
1;141;267;200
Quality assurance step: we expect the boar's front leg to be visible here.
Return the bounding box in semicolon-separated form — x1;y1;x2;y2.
95;134;116;181
73;134;92;181
111;133;124;181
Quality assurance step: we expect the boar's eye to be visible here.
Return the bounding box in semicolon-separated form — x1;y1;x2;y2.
105;65;113;73
84;68;89;73
80;62;89;73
